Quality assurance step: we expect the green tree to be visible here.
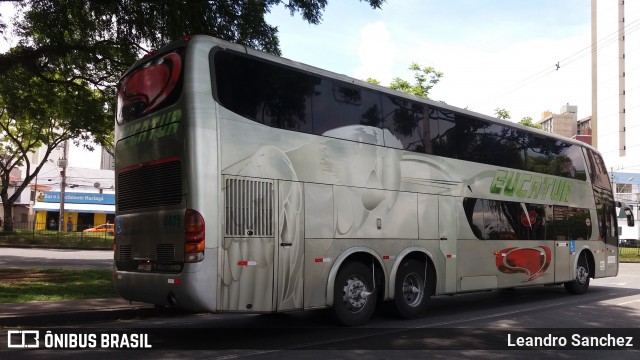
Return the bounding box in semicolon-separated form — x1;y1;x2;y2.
0;0;384;151
518;116;542;129
0;66;110;231
0;0;385;232
494;108;511;120
368;62;443;99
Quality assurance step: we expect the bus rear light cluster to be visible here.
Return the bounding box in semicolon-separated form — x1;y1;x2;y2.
184;209;205;263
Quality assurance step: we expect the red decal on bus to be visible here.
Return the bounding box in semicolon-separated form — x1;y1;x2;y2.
495;246;551;282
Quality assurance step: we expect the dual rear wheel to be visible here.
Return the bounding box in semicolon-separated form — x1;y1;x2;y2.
332;259;431;326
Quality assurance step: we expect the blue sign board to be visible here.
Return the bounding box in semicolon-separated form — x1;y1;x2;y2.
42;191;115;205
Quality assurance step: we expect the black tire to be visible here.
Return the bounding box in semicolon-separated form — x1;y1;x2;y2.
333;261;377;326
394;259;430;319
564;255;590;295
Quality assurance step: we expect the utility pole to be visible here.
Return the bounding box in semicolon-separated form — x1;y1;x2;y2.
57;141;68;232
591;0;598;148
618;0;626;157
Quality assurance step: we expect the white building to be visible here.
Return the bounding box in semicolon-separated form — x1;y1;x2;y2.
9;140;115;230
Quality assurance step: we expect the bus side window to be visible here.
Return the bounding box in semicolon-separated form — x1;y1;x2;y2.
380;96;429;152
214;51;316;134
312;80;383;138
428;108;457;158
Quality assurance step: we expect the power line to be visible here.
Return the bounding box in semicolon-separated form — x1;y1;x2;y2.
468;15;640;111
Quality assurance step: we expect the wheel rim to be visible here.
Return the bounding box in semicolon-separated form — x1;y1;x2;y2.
401;272;424;307
341;275;371;312
576;265;588;285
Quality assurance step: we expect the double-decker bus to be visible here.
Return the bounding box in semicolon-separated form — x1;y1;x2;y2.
113;35;634;326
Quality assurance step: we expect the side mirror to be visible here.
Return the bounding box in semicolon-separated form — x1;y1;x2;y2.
625;208;635;227
616;201;635;227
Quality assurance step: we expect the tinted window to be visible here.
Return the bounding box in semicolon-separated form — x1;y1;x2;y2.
380;96;430;152
524;135;553;174
456;115;486;162
464;198;516;240
312;80;382;135
585;148;611;191
215;50;318;133
549;206;593;241
429;108;457;158
490;126;525;169
464;198;591;241
214;50;589;181
555;144;587;180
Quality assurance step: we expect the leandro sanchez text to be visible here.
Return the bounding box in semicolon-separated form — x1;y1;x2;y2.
507;333;634;348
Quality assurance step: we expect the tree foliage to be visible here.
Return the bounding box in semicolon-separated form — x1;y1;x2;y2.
0;0;385;231
494;109;542;129
368;62;443;99
0;0;385;142
494;107;511;120
518;116;542;129
389;63;443;99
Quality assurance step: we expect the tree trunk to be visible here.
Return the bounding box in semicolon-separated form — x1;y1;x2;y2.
2;201;13;233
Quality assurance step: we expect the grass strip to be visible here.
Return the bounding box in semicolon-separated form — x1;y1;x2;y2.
0;268;118;303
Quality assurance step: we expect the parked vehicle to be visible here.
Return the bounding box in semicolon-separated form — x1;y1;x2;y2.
83;224;115;235
619;239;639;248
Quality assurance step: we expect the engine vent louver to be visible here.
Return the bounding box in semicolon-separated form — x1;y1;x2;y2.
225;178;274;236
156;244;175;263
118;160;182;211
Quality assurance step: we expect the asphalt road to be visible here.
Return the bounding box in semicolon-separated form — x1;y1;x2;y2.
1;247;639;359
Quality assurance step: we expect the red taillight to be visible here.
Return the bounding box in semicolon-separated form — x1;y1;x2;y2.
185;209;205;242
184;209;205;263
117;52;182;123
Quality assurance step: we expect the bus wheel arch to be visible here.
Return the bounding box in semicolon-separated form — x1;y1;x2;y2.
390;251;436;319
565;250;594;295
327;249;386;326
388;249;437;301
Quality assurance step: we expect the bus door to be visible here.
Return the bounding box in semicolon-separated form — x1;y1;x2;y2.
438;196;457;293
602;201;619;277
275;180;305;311
551;206;592;283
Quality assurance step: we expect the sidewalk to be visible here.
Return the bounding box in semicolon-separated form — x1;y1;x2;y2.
0;298;154;327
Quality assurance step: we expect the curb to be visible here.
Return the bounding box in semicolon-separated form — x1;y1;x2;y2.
0;307;157;328
0;298;156;328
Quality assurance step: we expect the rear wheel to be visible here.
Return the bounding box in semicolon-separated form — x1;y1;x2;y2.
333;261;377;326
394;259;430;319
564;255;590;294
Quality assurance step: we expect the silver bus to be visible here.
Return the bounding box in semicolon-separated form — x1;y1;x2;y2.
113;35;634;326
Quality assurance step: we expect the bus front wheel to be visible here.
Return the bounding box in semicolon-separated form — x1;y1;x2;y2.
332;261;377;326
394;259;431;319
564;256;590;295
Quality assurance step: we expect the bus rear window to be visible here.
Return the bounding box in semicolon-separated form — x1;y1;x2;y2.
117;50;184;124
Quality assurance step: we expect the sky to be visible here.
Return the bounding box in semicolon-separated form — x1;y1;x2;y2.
1;0;594;168
265;0;593;122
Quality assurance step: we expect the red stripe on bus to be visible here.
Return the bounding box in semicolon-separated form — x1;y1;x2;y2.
119;156;181;174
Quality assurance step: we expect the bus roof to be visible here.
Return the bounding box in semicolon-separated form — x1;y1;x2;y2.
137;35;600;153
